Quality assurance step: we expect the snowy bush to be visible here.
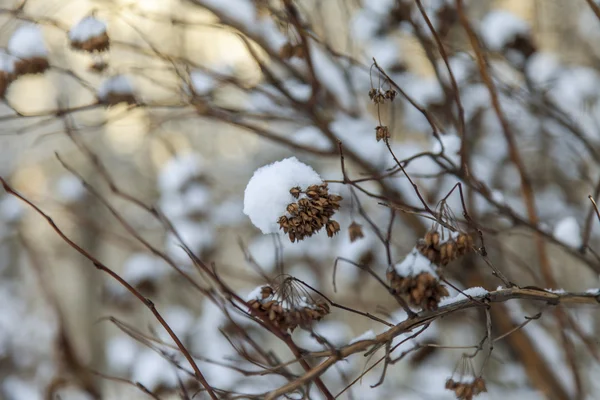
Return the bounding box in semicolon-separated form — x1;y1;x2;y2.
2;1;600;400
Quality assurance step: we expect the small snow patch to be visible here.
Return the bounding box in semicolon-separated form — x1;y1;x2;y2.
553;216;581;248
480;10;529;51
349;330;376;345
439;287;488;307
394;248;437;278
98;75;134;99
69;16;107;42
8;25;48;59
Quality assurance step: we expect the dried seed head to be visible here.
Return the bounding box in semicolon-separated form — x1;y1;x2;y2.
375;125;390;142
278;182;342;242
71;32;110;53
14;57;49;76
247;278;330;332
326;219;341;237
384;89;397;101
289;186;301;199
368;88;386;104
279;42;294;59
348;221;364;242
387;269;449;311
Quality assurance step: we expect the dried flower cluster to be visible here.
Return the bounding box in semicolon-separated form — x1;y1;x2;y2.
417;230;474;266
278;183;342;242
14;57;49;76
445;377;487;400
368;88;397;104
247;285;330;332
375;125;390;142
71;32;110;53
387;269;449;311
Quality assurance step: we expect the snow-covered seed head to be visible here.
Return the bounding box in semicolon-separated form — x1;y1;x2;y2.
388;248;448;310
8;25;49;77
98;75;137;106
243;157;342;242
69;16;110;53
348;221;364;242
246;279;330;332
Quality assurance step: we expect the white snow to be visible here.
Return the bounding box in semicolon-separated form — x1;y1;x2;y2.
393;248;437;278
0;196;23;223
56;175;86;203
211;199;245;226
2;376;42;400
165;221;215;263
0;51;15;73
202;0;256;29
438;286;489;307
553;216;582;248
8;25;48;59
293;125;333;152
525;52;560;88
480;10;530;51
586;288;600;294
131;348;178;390
349;329;376;344
246;285;266;301
122;253;168;284
69;16;107;42
106;335;138;372
98;75;134;100
190;70;215;95
158;153;203;193
432;133;461;164
243;157;323;234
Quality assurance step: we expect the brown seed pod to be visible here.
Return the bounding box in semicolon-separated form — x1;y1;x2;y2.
14;57;49;76
348;221;364;242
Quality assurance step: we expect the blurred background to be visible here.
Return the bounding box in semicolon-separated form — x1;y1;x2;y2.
1;0;600;399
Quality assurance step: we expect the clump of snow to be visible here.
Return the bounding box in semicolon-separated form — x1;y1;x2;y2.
432;133;461;164
131;348;178;389
0;51;15;73
480;10;530;51
525;52;559;88
165;221;214;263
202;0;256;29
56;175;86;203
0;196;23;223
69;16;107;42
122;253;168;285
553;216;581;248
190;70;215;95
349;329;376;344
97;75;134;100
394;248;437;278
438;287;489;307
158;153;203;193
106;335;138;372
8;25;48;59
243;157;322;234
293;125;333;152
586;288;600;294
